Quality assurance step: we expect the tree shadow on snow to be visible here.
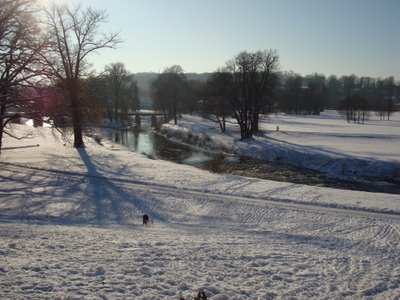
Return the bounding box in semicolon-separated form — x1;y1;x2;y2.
0;150;164;226
58;147;163;225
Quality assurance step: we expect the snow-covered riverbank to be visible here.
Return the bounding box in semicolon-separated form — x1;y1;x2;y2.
160;111;400;185
1;123;400;299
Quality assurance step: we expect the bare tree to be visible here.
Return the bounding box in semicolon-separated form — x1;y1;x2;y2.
383;77;396;121
103;62;139;123
305;73;326;115
43;3;120;147
279;71;303;114
0;0;47;155
326;75;342;109
341;75;357;98
338;94;369;124
150;65;187;124
225;50;279;140
203;70;233;132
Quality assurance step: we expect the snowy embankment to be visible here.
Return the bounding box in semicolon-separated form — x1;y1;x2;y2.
1;124;400;299
160;111;400;184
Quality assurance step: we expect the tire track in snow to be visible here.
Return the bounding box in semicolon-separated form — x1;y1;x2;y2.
1;161;400;222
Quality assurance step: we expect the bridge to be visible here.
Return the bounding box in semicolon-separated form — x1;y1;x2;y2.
127;111;165;117
127;111;166;125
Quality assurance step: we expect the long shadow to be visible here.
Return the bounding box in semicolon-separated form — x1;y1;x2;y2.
70;148;164;225
2;145;40;151
0;157;167;225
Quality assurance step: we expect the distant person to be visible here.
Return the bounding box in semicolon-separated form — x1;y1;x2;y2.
142;214;149;225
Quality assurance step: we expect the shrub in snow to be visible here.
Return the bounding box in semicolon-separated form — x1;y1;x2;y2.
84;131;103;145
198;133;211;146
187;131;196;142
202;152;225;172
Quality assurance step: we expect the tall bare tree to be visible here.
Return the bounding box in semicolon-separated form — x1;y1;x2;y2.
0;0;47;155
225;50;279;140
43;3;120;147
305;73;326;115
103;62;139;123
279;71;303;114
338;94;369;124
203;70;233;132
150;65;187;124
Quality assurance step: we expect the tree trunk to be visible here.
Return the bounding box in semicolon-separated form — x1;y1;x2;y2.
242;127;251;140
173;102;177;125
0;91;6;155
0;124;3;156
70;82;85;148
216;115;223;132
73;123;84;148
239;120;251;140
252;111;259;133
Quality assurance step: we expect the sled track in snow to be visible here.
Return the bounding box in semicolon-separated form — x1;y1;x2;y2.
1;161;400;221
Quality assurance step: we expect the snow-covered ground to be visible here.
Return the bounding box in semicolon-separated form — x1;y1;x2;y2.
1;116;400;299
161;111;400;184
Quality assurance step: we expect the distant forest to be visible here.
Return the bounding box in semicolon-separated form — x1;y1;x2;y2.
137;71;399;125
135;72;399;111
135;73;210;96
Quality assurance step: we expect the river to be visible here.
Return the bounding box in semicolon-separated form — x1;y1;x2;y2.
106;116;400;194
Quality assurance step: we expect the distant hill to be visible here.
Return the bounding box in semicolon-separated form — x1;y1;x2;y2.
186;73;212;82
134;72;212;96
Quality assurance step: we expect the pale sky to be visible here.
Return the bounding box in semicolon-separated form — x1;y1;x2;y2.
45;0;400;79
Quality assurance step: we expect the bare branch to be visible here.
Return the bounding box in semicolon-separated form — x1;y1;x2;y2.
4;128;35;140
42;3;121;148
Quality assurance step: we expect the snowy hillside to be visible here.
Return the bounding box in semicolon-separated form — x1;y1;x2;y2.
1;122;400;299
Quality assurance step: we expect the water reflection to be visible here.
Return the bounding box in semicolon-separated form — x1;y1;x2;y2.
107;117;223;165
109;128;152;156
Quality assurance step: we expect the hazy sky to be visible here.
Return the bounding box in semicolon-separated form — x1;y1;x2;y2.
46;0;400;79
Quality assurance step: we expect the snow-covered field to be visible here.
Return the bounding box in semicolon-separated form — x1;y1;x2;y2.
1;112;400;299
161;111;400;184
